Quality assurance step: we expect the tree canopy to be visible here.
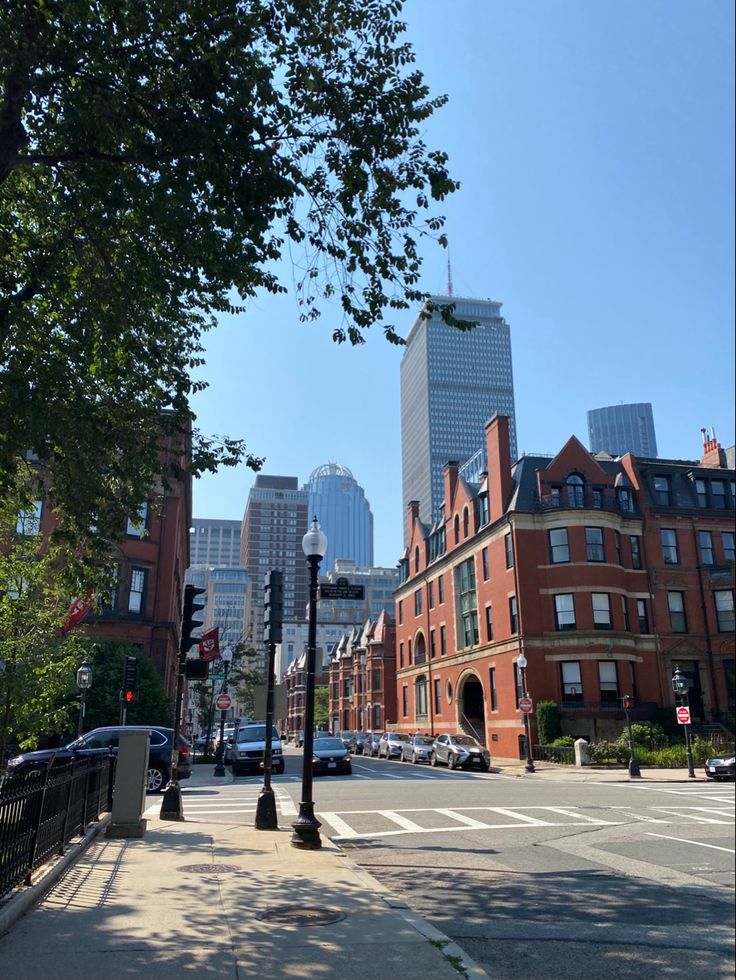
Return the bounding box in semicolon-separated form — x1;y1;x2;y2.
1;0;457;541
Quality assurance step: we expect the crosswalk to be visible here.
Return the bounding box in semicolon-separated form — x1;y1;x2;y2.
317;797;735;841
144;785;297;822
232;764;506;784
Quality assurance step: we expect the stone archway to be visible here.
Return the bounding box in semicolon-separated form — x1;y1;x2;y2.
457;671;486;745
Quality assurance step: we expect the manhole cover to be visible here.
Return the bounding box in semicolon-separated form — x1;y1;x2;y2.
255;905;346;927
177;864;241;875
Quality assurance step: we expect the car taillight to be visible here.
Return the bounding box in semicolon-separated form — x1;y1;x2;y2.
179;744;190;756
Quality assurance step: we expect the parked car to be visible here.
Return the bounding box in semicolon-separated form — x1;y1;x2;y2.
351;732;370;755
312;736;352;775
401;734;435;764
339;731;355;749
431;734;490;771
378;732;410;759
5;726;191;792
366;733;382;757
704;753;736;781
232;722;284;777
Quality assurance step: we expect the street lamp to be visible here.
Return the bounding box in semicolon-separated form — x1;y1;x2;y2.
292;516;327;850
672;665;696;779
622;695;641;778
213;645;233;777
517;653;535;773
76;660;93;737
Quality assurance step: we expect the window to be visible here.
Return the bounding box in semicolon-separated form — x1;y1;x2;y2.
615;531;622;565
509;595;518;634
549;528;570;564
433;677;442;715
428;580;435;608
630;536;642;569
399;642;404;669
414;589;422;616
621;595;630;631
372;669;381;691
430;629;436;659
637;599;649;634
598;662;619;704
618;488;634;512
485;604;493;642
567;474;585;508
440;624;446;657
402;686;408;717
16;500;43;536
653;476;671;506
455;557;479;649
550;487;562;508
478;494;489;527
586;527;605;562
126;501;149;537
505;533;514;569
408;638;413;665
454;515;460;544
695;479;708;507
592;489;602;509
561;661;583;702
489;667;498;711
554;594;576;630
592;593;612;629
711;481;727;509
699;531;714;565
714;591;735;633
128;568;147;614
438;575;445;604
667;592;687;632
463;508;469;538
415;676;428;717
481;547;489;581
661;529;679;564
724;531;736;563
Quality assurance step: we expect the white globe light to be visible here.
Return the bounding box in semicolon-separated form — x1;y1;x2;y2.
302;516;327;558
517;653;527;670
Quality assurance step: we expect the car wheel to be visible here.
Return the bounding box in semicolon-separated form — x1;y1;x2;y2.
448;754;457;770
274;760;285;775
480;760;490;772
146;765;167;793
412;752;418;764
430;752;437;767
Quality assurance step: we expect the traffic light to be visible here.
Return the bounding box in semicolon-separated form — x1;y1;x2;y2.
623;695;633;710
181;584;206;654
263;569;283;645
122;655;137;703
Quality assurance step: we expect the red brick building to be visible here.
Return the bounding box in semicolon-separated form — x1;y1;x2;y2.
327;611;396;734
394;415;735;758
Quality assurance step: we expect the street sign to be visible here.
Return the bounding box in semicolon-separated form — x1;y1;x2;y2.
519;696;533;714
215;693;232;712
676;705;691;725
319;576;365;600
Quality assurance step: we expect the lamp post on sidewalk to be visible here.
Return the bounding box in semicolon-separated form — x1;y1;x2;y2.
76;660;93;737
516;653;535;773
672;665;696;779
622;695;641;778
213;646;233;777
291;517;327;850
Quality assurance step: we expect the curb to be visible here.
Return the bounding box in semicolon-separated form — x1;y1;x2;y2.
0;813;111;937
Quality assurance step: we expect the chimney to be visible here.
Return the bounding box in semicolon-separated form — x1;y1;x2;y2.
407;500;420;540
700;427;726;469
485;414;512;521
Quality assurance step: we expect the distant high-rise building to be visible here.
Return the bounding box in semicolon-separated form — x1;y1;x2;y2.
240;475;309;667
189;518;241;567
305;463;374;572
400;295;517;537
587;403;658;457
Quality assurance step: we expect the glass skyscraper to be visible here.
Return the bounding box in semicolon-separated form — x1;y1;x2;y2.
587;403;658;457
400;295;517;537
305;463;374;573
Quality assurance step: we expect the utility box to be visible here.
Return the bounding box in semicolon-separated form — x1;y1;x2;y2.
574;738;590;767
106;729;150;838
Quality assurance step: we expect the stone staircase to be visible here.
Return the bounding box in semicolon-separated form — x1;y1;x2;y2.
459;713;486;746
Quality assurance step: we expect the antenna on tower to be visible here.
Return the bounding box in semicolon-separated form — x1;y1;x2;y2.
447;244;453;298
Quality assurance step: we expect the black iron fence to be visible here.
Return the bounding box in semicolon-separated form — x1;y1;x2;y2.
533;744;576;764
0;754;114;901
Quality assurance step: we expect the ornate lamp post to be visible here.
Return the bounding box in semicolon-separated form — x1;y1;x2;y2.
672;665;696;779
76;660;93;737
291;516;327;850
517;653;535;773
213;646;233;777
622;695;641;778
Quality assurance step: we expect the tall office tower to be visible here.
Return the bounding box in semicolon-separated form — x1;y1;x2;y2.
305;463;374;572
189;518;242;567
587;403;658;457
240;475;309;666
400;295;517;537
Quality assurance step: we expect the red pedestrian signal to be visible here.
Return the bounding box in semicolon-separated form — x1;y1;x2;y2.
124;689;135;703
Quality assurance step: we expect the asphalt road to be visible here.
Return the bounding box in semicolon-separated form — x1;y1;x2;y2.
180;750;735;980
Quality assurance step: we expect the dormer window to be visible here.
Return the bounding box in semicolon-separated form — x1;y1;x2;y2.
463;507;469;538
566;474;585;508
653;476;671;506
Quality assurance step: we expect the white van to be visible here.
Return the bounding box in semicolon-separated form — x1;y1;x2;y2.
232;722;284;777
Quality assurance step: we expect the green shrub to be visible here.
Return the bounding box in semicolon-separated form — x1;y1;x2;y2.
550;736;575;746
536;701;561;745
589;740;627;764
621;721;667;748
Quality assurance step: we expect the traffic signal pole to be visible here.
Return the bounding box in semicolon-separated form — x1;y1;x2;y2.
256;571;282;830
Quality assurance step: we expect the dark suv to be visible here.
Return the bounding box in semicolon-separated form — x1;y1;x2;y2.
6;726;191;793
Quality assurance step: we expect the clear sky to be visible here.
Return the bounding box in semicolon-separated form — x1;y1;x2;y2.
190;0;735;569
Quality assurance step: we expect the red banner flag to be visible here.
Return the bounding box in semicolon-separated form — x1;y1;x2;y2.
199;627;220;661
60;592;93;636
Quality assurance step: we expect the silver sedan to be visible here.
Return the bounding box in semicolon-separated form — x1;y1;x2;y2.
401;734;436;764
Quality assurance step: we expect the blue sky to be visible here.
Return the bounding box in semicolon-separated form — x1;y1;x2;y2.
191;0;735;569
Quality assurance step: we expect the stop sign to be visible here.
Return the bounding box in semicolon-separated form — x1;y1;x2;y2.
215;693;232;711
676;705;690;725
519;696;533;714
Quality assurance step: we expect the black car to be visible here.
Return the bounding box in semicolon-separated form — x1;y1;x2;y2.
351;732;370;755
6;726;191;793
704;753;736;781
311;736;352;775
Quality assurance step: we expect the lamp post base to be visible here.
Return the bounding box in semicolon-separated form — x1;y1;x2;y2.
291;804;322;850
525;759;536;773
213;762;226;776
159;782;185;821
628;758;642;779
255;786;278;830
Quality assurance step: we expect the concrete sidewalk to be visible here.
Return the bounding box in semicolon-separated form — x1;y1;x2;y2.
0;766;489;980
489;756;712;781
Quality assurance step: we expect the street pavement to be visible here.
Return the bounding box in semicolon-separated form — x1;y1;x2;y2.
0;756;732;980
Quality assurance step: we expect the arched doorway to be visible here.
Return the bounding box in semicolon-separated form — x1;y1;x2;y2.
458;672;486;745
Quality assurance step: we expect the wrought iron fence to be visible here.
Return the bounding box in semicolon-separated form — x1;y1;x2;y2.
533;744;575;764
0;753;114;901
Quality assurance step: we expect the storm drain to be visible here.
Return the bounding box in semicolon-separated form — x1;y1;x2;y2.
177;863;242;875
255;905;346;927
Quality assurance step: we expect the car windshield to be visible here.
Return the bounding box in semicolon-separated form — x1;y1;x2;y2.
415;737;434;745
340;732;353;739
453;735;479;747
314;738;344;751
237;725;278;742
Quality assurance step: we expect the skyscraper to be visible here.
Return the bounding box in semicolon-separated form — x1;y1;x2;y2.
400;294;517;536
305;463;374;572
587;403;658;457
240;475;309;667
189;518;242;567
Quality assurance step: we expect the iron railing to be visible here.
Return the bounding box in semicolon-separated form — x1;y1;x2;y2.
533;744;575;764
0;753;114;900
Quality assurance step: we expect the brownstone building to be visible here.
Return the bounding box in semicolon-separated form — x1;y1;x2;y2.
327;611;396;734
394;415;735;759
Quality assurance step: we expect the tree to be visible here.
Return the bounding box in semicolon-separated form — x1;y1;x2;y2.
314;686;329;730
233;668;265;720
81;639;173;733
0;1;459;543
